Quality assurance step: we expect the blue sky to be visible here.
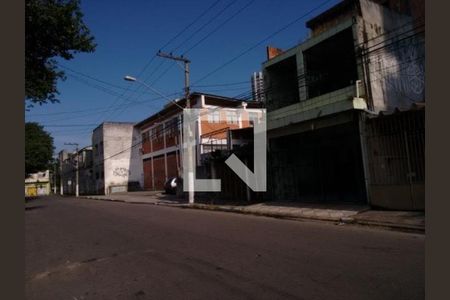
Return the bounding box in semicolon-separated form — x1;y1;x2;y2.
25;0;340;154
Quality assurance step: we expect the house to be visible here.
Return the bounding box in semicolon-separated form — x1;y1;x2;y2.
263;0;424;209
92;122;143;195
25;170;51;197
134;92;263;191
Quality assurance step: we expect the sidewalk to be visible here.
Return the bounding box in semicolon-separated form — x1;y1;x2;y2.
82;192;424;233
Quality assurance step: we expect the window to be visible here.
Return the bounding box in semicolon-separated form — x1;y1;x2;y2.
154;124;163;140
141;131;149;142
226;111;238;124
165;117;179;137
207;111;220;123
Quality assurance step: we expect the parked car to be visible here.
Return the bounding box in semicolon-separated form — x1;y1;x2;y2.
164;177;179;194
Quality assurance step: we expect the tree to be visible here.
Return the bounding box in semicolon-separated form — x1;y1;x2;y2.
25;122;55;176
25;0;96;106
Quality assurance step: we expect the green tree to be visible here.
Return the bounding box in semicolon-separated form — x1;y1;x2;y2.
26;0;96;106
25;122;55;176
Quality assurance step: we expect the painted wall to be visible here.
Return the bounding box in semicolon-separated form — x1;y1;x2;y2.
359;0;425;112
93;123;143;194
25;170;51;196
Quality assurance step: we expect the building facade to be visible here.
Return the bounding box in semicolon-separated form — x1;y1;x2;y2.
58;147;96;195
92;122;143;195
263;0;424;209
25;170;51;197
135;92;263;191
251;71;265;102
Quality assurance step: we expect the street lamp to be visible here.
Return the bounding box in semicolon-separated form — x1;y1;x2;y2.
123;75;180;107
124;75;136;82
124;72;194;204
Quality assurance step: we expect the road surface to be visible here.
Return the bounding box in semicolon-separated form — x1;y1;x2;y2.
25;196;424;300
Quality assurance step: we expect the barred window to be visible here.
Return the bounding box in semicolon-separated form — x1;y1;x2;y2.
207;111;220;123
165;118;179;137
141;131;149;142
226;111;238;124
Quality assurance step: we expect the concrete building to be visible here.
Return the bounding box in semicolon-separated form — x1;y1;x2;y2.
135;92;263;191
251;71;265;102
92;122;143;195
263;0;424;209
58;147;95;195
25;170;51;197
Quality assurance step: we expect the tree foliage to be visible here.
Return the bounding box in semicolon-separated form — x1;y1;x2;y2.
25;122;55;176
25;0;96;106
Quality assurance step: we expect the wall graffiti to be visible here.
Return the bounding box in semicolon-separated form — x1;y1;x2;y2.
370;36;425;110
113;167;130;178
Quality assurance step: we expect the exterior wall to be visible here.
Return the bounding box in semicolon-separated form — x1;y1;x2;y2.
358;0;425;112
137;94;262;192
92;123;143;195
25;170;51;196
261;0;424;207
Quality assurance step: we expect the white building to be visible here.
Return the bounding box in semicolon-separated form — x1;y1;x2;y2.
251;71;265;102
92;122;143;195
25;170;51;197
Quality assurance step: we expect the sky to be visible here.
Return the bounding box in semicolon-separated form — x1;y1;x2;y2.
25;0;341;154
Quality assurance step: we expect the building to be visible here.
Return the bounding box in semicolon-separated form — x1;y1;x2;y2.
134;92;263;191
263;0;424;209
92;122;143;195
58;147;96;195
251;71;265;102
25;170;51;197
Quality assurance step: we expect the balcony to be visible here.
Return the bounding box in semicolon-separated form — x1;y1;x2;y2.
267;85;367;131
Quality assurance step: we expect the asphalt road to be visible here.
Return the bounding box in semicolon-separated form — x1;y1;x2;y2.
25;196;424;300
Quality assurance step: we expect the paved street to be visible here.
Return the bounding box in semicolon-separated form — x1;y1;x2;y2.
25;196;424;300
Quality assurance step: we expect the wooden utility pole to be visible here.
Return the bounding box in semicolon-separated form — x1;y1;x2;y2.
156;51;194;204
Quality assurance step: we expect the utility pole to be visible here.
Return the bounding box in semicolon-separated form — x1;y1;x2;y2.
60;153;64;196
65;143;79;197
156;51;194;204
53;159;57;194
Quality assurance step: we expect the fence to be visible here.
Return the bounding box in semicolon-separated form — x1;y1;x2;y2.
365;107;425;210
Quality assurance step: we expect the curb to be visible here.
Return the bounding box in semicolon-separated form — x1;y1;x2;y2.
352;219;425;233
80;196;424;234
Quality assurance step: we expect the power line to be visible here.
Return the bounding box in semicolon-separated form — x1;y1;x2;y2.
103;1;228;121
159;0;223;51
192;80;249;88
170;0;239;53
182;0;256;55
192;0;335;85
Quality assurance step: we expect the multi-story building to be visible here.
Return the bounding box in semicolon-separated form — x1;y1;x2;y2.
251;71;265;102
263;0;424;209
92;122;143;195
134;92;263;191
58;147;95;195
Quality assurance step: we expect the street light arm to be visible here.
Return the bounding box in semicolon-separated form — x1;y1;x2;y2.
123;75;184;110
